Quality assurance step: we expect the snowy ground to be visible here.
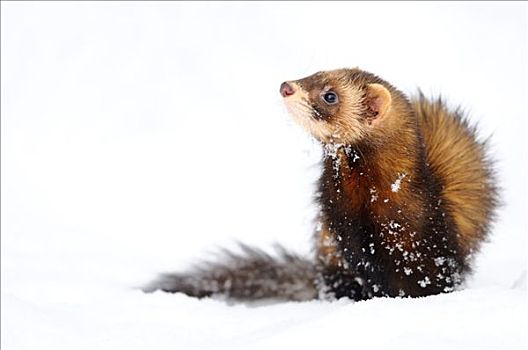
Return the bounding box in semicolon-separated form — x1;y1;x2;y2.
1;2;527;349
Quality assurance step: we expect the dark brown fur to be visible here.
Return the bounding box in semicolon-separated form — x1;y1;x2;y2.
307;70;497;299
144;68;498;302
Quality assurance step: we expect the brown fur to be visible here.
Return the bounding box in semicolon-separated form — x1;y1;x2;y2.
413;96;497;255
144;68;497;302
284;68;498;299
316;224;347;268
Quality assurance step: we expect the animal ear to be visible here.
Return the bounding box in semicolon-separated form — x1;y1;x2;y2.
365;83;392;123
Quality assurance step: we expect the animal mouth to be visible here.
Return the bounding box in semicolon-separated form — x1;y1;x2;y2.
283;98;334;143
280;81;334;142
284;98;317;121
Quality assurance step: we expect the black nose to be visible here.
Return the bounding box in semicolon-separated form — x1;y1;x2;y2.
280;82;295;97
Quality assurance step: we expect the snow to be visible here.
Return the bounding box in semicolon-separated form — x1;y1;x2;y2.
1;2;527;349
391;173;407;193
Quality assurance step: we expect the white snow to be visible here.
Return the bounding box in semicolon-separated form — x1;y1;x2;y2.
418;276;432;288
370;187;379;202
391;173;407;192
2;2;527;349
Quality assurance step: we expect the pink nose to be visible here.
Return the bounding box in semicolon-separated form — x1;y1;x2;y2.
280;82;295;97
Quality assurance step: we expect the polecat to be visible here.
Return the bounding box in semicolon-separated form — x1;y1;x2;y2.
143;68;498;301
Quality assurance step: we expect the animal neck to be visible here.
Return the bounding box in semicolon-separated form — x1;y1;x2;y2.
320;123;423;218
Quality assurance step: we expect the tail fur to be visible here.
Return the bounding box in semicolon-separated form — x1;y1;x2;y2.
143;243;318;302
413;93;498;255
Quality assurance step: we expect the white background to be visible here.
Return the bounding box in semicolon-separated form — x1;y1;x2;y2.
2;2;526;348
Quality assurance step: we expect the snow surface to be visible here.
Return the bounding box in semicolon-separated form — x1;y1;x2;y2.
1;2;527;349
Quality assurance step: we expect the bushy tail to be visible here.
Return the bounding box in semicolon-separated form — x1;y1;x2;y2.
412;94;498;254
142;243;319;302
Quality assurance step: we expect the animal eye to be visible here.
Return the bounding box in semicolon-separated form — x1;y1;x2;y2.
322;91;338;105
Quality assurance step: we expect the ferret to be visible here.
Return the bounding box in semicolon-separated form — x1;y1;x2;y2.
143;68;498;301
